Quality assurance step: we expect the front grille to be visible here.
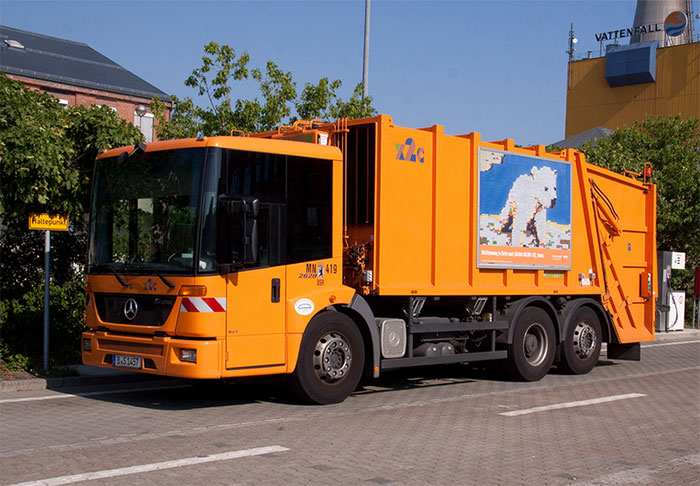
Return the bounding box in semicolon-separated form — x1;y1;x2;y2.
94;293;176;326
98;339;164;356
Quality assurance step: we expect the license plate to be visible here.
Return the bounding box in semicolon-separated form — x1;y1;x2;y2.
113;354;142;369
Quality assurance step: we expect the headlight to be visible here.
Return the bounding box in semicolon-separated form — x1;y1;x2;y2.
179;349;197;363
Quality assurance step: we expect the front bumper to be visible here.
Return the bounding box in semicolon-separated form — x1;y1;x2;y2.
81;330;223;379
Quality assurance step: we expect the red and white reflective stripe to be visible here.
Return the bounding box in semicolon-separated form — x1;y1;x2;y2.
180;297;227;313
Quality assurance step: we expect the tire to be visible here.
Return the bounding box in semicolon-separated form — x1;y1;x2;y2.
559;307;602;374
290;312;365;404
503;307;556;381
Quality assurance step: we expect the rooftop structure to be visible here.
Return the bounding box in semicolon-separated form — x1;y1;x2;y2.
0;25;170;141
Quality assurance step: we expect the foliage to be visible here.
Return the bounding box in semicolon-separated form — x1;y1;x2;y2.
581;115;700;320
296;79;376;121
1;74;141;298
151;42;296;137
0;74;142;368
0;75;143;225
0;75;77;220
0;276;86;366
0;343;32;372
296;77;342;121
152;42;376;140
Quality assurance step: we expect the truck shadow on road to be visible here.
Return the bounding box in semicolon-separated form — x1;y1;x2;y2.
64;366;482;409
70;360;620;410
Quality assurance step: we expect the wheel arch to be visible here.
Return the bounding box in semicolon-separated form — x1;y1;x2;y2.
558;298;612;345
504;296;560;344
331;294;380;378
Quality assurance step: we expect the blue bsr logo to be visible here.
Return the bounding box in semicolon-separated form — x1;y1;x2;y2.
395;138;425;163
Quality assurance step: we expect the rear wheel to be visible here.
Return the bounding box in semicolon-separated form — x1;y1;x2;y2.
504;307;556;381
559;307;601;374
291;312;364;404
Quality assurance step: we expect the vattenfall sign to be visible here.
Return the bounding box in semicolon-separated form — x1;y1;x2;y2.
28;213;69;231
595;11;687;42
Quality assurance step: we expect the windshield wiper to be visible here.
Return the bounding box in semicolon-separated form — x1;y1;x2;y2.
154;271;175;289
110;267;130;287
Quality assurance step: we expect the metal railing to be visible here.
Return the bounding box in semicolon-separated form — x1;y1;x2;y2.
570;32;700;62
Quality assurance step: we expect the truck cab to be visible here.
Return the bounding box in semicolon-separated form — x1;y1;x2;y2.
83;135;350;381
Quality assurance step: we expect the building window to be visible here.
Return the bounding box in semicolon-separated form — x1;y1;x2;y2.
134;112;154;142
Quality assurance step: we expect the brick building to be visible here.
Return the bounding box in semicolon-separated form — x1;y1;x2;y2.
0;25;171;141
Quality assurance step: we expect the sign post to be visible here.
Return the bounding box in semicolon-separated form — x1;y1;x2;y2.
28;213;69;371
43;230;50;371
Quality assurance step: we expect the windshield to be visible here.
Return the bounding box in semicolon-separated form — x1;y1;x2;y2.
88;147;206;274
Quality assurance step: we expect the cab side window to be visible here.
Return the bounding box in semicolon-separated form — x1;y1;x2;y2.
287;156;332;263
223;150;332;267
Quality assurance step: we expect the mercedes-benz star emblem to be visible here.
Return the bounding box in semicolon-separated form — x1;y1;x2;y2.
123;298;138;321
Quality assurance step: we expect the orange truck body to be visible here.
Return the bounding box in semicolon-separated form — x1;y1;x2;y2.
82;115;656;401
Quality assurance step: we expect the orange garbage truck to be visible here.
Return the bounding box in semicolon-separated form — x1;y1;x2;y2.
82;114;657;404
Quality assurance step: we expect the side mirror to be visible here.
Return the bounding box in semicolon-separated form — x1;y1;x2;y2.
217;196;259;270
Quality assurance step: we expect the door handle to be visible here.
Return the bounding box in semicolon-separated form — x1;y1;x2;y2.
271;278;280;303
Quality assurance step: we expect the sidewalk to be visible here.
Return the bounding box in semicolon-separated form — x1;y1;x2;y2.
2;328;698;394
0;364;178;393
649;327;700;342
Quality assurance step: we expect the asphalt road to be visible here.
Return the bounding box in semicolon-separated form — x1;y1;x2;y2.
1;338;699;486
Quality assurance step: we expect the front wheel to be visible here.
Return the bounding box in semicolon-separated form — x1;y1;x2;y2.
290;312;365;404
559;307;602;374
504;307;556;381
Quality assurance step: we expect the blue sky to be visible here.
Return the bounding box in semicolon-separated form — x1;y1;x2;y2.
2;0;698;145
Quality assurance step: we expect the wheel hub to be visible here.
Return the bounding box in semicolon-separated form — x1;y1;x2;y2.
523;323;548;366
313;332;352;383
573;322;597;359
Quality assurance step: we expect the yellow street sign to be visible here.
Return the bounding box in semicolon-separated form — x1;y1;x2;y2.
28;213;69;231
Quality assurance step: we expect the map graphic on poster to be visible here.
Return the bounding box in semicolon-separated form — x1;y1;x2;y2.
478;148;572;269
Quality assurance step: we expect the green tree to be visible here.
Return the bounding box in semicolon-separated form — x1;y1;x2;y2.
0;74;142;366
152;42;296;137
296;78;376;121
0;74;142;227
152;42;376;140
581;115;700;319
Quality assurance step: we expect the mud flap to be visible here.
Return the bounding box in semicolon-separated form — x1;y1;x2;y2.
607;342;640;361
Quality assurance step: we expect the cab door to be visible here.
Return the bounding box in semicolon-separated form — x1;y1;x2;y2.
225;266;286;372
225;202;287;372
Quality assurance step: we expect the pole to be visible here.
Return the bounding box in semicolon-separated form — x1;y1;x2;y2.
43;230;50;371
362;0;371;99
567;23;575;90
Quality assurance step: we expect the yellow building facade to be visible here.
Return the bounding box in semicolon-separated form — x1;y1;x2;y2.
565;41;700;138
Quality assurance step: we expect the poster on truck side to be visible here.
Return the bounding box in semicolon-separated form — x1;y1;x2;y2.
477;147;572;270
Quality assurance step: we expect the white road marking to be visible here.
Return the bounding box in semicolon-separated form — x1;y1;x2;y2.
643;340;700;348
6;445;289;486
499;393;646;417
0;384;189;404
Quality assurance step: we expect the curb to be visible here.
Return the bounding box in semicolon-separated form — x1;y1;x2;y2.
0;372;177;394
